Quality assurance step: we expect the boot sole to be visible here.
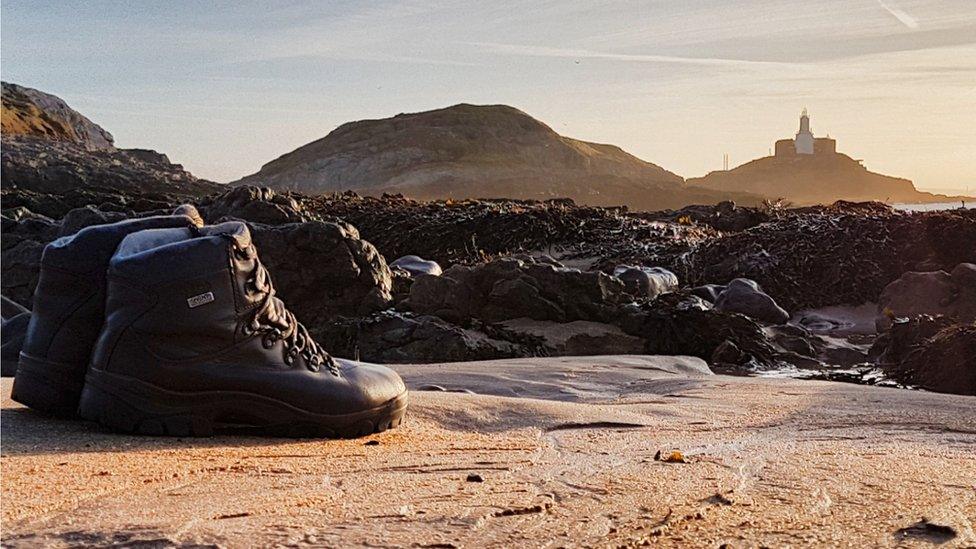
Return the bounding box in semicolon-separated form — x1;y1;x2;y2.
78;369;407;439
11;352;86;417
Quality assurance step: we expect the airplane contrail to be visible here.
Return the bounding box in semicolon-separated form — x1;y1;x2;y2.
877;0;919;29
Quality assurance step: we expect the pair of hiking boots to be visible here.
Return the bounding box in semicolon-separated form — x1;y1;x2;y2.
11;209;407;438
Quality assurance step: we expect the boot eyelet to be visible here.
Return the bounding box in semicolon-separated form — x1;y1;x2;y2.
262;333;278;349
286;347;301;363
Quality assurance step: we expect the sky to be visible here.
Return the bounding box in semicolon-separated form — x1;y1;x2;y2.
2;0;974;193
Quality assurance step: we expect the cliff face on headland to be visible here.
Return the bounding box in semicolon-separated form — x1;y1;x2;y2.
1;82;219;202
688;152;964;205
1;82;115;150
232;103;763;211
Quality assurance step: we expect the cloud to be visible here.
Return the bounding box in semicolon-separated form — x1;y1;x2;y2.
468;41;798;69
877;0;920;30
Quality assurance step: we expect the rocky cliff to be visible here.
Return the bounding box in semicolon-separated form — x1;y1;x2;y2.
687;153;965;205
1;82;220;207
233;104;762;211
2;82;115;150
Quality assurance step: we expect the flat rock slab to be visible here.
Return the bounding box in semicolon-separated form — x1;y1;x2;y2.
2;355;975;548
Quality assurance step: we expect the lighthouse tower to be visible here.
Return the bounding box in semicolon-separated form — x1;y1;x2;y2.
795;108;814;154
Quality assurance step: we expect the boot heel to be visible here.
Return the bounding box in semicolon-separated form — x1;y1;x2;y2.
11;353;86;416
79;374;214;437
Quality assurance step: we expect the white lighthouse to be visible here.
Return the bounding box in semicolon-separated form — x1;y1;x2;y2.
794;108;814;155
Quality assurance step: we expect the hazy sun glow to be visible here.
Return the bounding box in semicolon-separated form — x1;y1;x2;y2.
2;0;973;193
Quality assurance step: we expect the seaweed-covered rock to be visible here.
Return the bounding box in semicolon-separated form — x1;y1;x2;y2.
498;318;645;356
640;200;772;232
403;257;629;325
877;263;976;330
319;311;540;363
688;208;976;310
871;316;976;395
248;221;393;328
58;206;127;237
197;185;313;224
297;192;716;270
2;137;218;198
617;292;780;369
714;278;790;324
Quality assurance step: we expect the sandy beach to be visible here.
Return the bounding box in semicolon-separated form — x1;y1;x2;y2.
2;355;974;548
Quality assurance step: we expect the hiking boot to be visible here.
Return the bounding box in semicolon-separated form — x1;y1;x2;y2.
78;221;407;437
12;211;203;416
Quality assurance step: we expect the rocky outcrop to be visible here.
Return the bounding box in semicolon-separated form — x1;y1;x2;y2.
688;207;976;310
876;263;976;330
320;311;542;364
871;316;976;395
498;318;645;356
402;257;629;325
639;200;772;232
248;221;394;329
1;82;219;216
616;292;781;369
197;185;316;225
2;137;220;198
2;82;114;150
294;191;718;270
233;103;762;211
688;152;969;206
3;185;974;392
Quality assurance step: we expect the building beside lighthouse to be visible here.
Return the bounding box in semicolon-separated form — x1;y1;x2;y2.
774;109;836;157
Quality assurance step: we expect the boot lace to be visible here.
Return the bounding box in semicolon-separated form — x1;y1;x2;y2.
238;249;339;376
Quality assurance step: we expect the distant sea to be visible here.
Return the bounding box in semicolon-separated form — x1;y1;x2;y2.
892;201;974;212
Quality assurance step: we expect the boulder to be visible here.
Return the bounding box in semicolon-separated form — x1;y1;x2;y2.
714;278;790;324
390;255;442;277
58;206;128;237
198;185;313;225
248;221;393;329
498;318;646;356
871;316;976;395
877;263;976;331
613;265;678;300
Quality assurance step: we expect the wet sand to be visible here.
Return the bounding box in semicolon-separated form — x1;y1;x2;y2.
2;355;975;548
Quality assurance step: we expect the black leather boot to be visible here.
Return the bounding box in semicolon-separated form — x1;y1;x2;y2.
78;221;407;437
12;212;202;416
